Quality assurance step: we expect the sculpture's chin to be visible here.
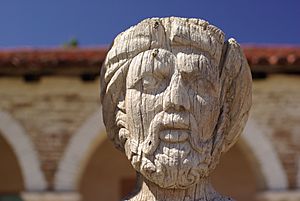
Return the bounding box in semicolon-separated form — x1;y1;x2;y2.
139;141;209;189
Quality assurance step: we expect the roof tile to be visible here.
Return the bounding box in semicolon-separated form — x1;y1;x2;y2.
0;46;299;75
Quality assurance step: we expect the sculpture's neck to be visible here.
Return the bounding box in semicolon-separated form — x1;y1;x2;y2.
126;175;229;201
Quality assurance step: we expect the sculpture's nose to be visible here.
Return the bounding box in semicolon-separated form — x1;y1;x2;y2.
163;73;190;111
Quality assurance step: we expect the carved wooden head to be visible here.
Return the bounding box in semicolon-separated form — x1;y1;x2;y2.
100;17;252;189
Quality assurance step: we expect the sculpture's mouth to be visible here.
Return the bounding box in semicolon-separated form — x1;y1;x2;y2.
159;129;189;143
142;111;194;155
158;118;190;143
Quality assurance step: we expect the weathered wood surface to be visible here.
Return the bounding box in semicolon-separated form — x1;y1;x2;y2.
101;17;252;201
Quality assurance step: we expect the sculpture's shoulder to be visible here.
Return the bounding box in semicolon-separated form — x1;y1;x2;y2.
123;195;235;201
212;196;235;201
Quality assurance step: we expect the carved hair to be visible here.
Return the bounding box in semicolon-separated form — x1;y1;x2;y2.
100;17;252;160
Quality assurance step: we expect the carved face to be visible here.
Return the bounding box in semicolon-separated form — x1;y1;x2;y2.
125;47;221;188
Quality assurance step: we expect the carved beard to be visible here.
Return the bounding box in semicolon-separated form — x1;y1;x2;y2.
127;111;214;189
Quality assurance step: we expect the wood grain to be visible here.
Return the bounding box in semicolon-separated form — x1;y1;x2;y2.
101;17;252;201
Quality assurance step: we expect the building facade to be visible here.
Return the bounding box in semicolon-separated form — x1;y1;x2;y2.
0;47;299;201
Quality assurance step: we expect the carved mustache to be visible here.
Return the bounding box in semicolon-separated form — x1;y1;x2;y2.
159;113;190;130
141;111;200;155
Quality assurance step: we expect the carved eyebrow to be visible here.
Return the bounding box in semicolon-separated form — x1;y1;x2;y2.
140;55;173;78
139;66;169;80
188;71;216;85
177;56;217;85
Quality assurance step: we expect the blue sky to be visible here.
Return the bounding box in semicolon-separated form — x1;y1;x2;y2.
0;0;299;48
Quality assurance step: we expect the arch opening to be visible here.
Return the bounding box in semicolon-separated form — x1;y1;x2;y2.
0;111;46;191
79;138;136;201
0;133;24;198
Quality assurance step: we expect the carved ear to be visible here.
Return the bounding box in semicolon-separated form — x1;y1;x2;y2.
101;60;131;151
208;39;252;171
218;38;252;153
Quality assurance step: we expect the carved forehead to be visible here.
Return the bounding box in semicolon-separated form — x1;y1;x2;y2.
125;49;219;90
105;17;225;66
127;49;175;75
128;49;217;75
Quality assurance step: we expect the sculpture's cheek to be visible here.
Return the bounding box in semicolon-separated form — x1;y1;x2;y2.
187;91;220;141
125;89;164;144
125;89;145;143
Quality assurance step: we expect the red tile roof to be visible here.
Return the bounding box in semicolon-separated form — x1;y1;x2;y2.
0;46;299;76
0;48;107;76
243;46;300;73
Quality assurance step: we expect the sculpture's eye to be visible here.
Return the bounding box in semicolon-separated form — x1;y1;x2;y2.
187;74;218;97
142;75;157;87
141;75;161;92
128;73;168;94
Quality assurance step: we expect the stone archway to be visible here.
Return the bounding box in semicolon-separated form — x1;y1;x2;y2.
242;117;288;190
55;109;288;193
54;109;106;191
0;111;47;191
